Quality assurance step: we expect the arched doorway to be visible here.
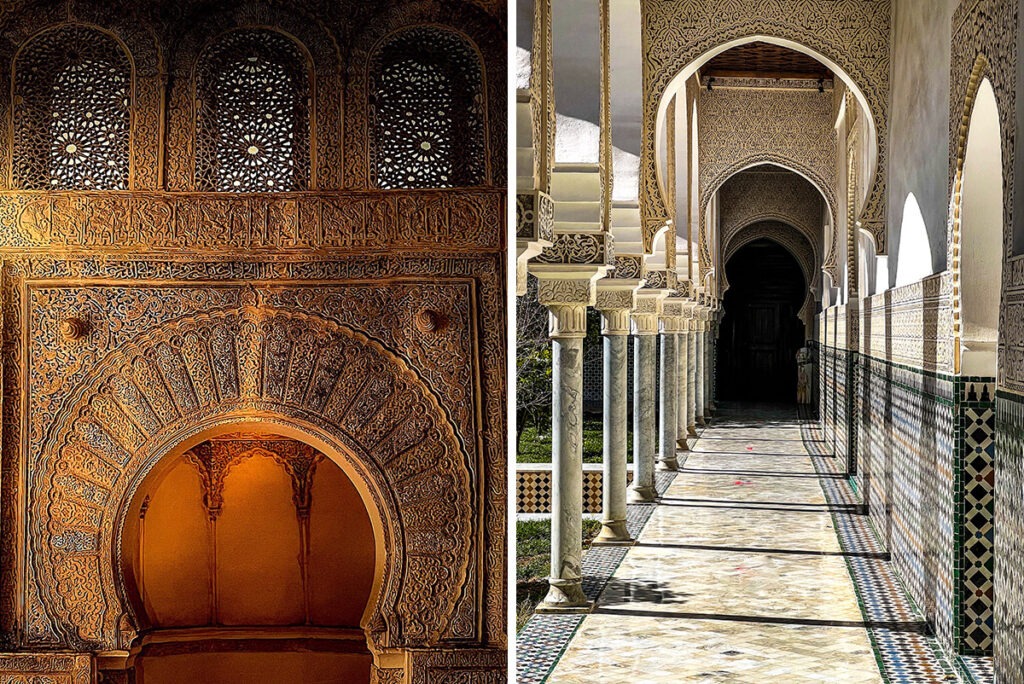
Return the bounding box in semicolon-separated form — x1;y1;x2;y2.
121;430;376;684
719;238;807;402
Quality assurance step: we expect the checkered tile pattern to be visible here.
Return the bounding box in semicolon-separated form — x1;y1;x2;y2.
959;401;995;653
517;471;552;514
517;469;635;514
994;392;1024;682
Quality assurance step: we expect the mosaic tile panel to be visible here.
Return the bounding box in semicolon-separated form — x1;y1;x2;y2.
957;382;995;655
516;469;635;514
832;349;960;657
994;390;1024;683
801;412;962;683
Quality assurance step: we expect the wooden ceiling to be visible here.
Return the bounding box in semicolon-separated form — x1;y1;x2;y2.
703;42;833;81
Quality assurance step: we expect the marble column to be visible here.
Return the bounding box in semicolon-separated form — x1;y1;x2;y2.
676;321;690;450
531;268;606;613
538;301;590;609
628;309;659;503
658;314;679;470
695;316;706;426
687;324;697;436
594;301;634;545
705;322;715;414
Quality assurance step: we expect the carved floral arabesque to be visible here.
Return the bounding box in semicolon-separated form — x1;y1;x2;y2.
0;190;504;252
29;305;472;652
639;0;889;254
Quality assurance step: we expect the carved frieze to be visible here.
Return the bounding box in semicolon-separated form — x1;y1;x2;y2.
0;653;91;684
516;191;555;242
534;232;612;265
611;255;643;280
0;190;504;253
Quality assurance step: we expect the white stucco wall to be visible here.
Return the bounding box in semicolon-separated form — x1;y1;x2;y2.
887;0;958;287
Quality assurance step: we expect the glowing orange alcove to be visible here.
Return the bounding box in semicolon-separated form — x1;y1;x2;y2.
122;432;376;684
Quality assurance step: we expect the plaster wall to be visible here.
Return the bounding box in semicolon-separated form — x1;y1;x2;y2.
887;0;958;287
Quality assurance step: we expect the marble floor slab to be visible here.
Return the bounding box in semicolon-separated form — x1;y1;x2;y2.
546;409;884;683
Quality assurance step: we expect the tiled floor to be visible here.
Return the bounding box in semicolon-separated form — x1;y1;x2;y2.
545;405;883;683
517;404;991;683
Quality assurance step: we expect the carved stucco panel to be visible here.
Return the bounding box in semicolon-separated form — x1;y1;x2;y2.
27;302;473;652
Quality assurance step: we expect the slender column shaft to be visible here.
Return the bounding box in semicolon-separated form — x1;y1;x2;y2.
595;319;632;543
687;329;697;435
629;332;657;502
705;328;714;413
658;328;678;470
541;307;589;609
696;325;704;423
676;328;689;449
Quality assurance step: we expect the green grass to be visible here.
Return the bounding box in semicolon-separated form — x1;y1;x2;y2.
516;518;602;632
517;418;634;464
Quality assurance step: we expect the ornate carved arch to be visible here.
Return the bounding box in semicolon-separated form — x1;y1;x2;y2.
947;51;1010;375
701;155;836;284
723;221;818;329
344;2;505;189
28;306;473;656
0;10;162;190
639;2;890;252
163;4;342;190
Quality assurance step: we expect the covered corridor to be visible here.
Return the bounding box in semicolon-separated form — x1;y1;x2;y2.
519;405;988;683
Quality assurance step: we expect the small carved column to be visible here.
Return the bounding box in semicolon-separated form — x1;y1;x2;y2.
676;307;692;449
594;286;636;545
706;316;718;413
628;296;661;503
532;271;600;612
695;311;706;426
687;318;697;436
657;305;681;471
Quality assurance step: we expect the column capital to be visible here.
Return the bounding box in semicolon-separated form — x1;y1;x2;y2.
660;299;686;332
632;290;668;336
595;279;640;336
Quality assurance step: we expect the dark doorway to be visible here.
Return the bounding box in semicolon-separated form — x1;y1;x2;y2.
719;238;806;402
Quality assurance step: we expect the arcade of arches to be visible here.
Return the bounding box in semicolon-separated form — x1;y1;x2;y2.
516;0;1023;681
0;0;507;682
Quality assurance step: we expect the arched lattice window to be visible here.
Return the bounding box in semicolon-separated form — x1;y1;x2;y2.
195;30;311;192
370;28;485;189
13;26;132;190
